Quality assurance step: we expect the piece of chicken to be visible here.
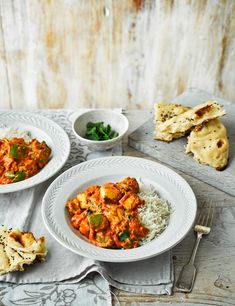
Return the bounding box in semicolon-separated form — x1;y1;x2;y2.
100;183;122;204
66;198;81;216
119;192;143;210
103;204;124;226
79;218;90;238
77;193;90;209
84;185;100;199
117;177;139;194
94;231;114;248
71;211;87;229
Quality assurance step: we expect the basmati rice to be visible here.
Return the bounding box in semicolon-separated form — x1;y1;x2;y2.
0;125;32;142
138;184;171;245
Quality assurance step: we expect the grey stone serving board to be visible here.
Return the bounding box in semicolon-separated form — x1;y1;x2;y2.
128;88;235;197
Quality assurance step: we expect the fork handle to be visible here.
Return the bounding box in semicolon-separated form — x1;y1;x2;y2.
176;233;202;292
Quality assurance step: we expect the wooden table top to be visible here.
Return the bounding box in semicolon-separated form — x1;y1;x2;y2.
114;110;235;306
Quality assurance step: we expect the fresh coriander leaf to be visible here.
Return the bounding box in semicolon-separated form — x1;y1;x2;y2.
119;230;130;242
85;121;119;141
106;124;111;134
98;125;106;135
87;132;100;141
86;126;97;135
102;134;110;140
9;144;19;158
87;122;95;129
13;171;26;182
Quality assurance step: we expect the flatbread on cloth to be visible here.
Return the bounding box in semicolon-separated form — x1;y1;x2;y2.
0;226;47;275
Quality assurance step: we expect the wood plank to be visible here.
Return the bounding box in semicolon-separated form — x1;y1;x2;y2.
0;4;11;109
0;0;38;109
1;0;235;109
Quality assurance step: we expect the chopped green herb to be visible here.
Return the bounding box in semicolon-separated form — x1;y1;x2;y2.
85;122;119;141
9;144;27;159
13;171;26;182
9;144;19;158
119;230;130;242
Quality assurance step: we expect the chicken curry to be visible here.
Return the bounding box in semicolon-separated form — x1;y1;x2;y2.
66;177;149;249
0;137;51;184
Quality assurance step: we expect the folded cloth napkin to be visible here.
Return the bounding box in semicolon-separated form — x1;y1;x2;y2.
0;110;173;305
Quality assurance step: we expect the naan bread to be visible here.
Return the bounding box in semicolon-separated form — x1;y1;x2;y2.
0;227;47;275
154;103;191;140
185;119;229;170
154;103;190;123
153;101;229;171
155;101;225;141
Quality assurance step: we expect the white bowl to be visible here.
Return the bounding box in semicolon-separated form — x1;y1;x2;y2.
0;111;70;193
72;110;129;151
41;156;197;262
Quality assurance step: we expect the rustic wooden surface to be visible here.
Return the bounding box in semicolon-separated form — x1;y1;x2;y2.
0;0;235;109
114;110;235;306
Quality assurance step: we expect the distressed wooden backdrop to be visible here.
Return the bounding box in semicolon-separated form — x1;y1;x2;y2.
0;0;235;109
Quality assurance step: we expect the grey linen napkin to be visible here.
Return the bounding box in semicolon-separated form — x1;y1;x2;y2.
0;109;173;298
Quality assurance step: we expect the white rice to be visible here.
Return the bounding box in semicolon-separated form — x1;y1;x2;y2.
0;125;32;142
138;184;171;245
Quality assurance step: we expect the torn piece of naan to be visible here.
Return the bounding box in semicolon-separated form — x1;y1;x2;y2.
154;102;229;170
154;103;191;140
0;226;47;275
185;118;229;170
154;103;190;123
155;100;225;142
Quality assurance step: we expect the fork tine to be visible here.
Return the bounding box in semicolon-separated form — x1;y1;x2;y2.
200;215;206;225
196;202;214;227
196;209;206;225
196;200;208;225
196;211;203;224
208;205;214;228
204;203;212;226
202;202;214;228
195;211;202;224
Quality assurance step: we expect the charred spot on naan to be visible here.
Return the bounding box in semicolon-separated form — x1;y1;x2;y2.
195;104;212;118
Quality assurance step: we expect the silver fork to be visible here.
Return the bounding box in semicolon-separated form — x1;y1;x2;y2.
175;203;214;293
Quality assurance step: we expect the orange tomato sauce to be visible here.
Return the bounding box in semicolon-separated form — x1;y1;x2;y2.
66;177;149;249
0;137;51;184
